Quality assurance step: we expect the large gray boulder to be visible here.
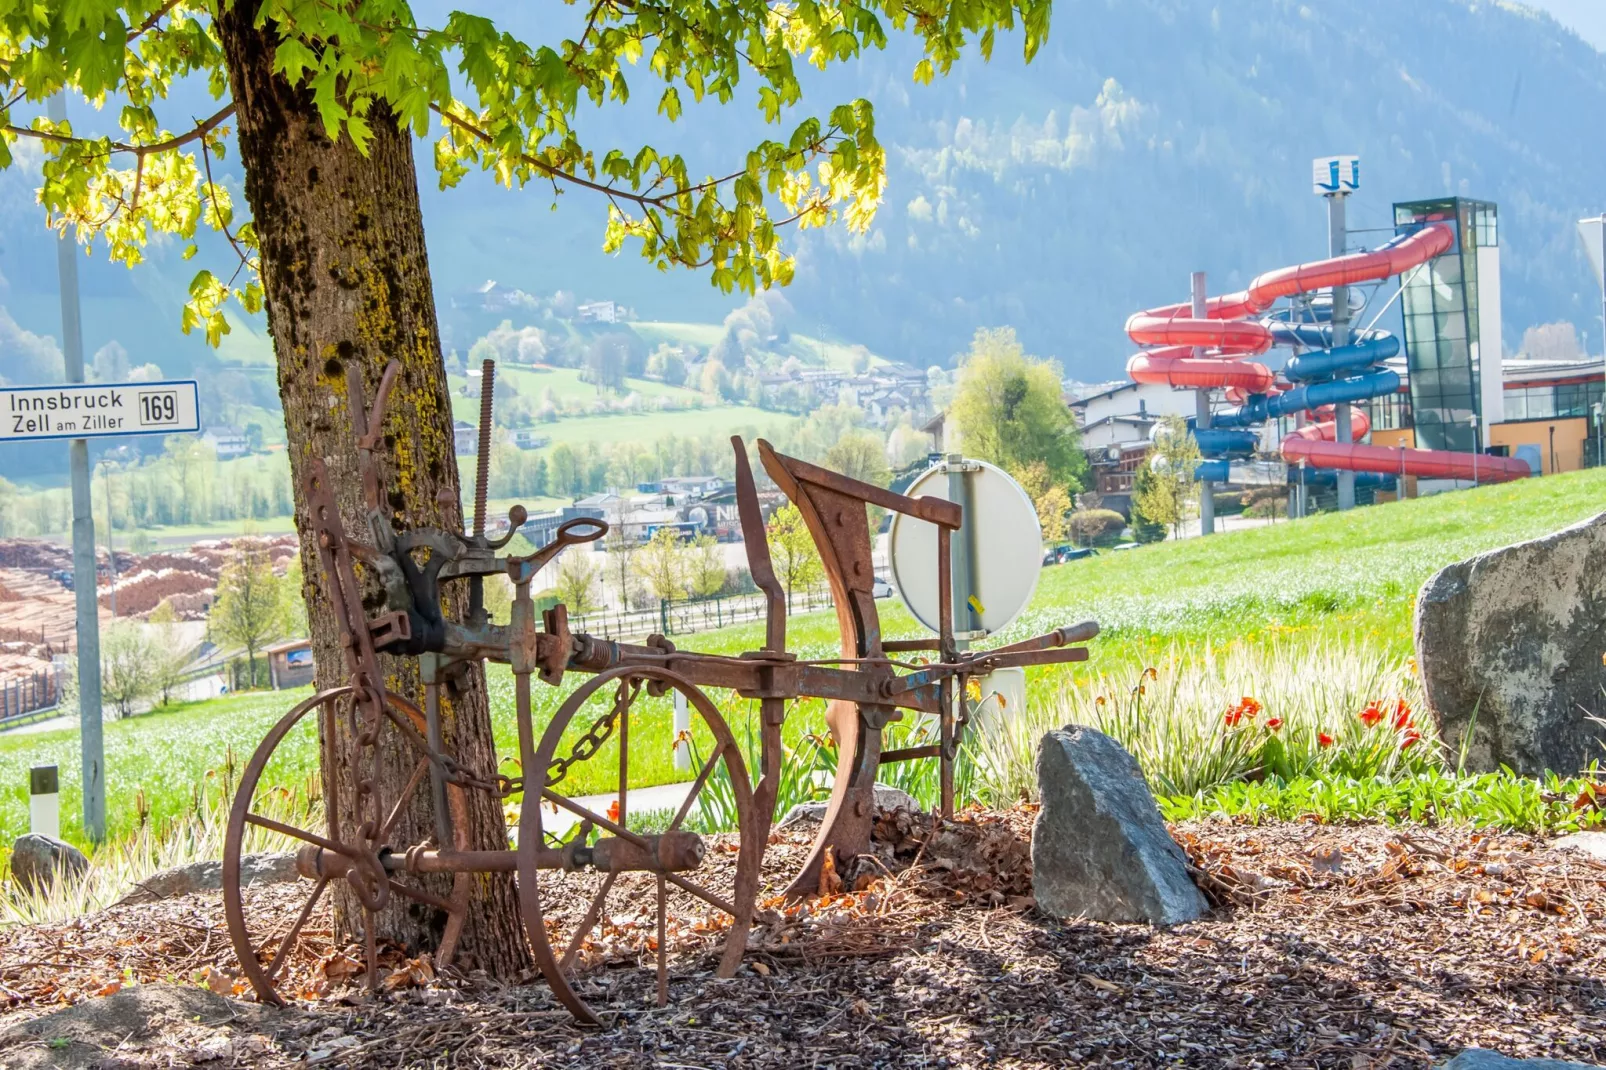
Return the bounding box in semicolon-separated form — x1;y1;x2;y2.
9;833;89;895
1439;1050;1604;1069
1031;726;1207;925
1415;512;1606;776
116;852;299;905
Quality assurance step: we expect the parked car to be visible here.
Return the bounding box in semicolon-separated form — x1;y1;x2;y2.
871;578;895;599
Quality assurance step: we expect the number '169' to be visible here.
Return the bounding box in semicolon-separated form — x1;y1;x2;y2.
139;392;177;424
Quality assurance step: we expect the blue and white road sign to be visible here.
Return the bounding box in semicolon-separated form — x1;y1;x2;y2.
0;380;201;443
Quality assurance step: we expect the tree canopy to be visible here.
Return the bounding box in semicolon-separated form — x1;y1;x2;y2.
949;327;1084;490
2;0;1051;343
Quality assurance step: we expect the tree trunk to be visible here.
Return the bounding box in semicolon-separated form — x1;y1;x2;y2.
216;5;527;977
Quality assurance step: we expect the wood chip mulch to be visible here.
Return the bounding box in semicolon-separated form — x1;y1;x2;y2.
2;811;1604;1068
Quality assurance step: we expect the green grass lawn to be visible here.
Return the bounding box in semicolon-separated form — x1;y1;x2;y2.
633;323;890;372
7;466;1604;856
446;365;710;426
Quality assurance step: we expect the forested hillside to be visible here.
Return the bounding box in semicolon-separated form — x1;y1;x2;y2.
2;0;1604;458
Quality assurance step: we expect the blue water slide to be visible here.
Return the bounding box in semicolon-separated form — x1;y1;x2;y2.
1283;334;1400;382
1194;459;1231;483
1265;369;1401;418
1190;427;1260;459
1213;368;1401;431
1288;468;1398;491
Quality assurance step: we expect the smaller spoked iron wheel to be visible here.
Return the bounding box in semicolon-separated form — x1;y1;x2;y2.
517;667;762;1025
223;686;470;1003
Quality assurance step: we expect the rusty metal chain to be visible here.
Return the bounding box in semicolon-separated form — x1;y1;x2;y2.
423;675;643;799
545;676;642;790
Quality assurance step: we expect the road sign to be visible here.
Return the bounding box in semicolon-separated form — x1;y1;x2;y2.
0;379;199;443
889;458;1042;638
1313;155;1360;196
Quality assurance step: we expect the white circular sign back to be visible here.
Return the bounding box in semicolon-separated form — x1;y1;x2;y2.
889;459;1043;637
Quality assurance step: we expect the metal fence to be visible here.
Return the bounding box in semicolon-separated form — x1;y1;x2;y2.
0;666;65;728
568;585;831;643
0;625;69;656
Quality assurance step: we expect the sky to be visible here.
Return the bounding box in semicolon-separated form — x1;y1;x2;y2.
1524;0;1606;50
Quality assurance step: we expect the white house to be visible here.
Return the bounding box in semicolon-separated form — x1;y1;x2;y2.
1069;380;1197;450
202;426;250;459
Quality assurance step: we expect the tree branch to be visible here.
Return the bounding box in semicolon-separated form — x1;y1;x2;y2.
5;102;235;160
432;103;840;210
127;0;186;42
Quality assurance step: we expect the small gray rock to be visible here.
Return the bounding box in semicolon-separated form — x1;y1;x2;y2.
1415;512;1606;776
777;784;920;829
1551;831;1606;862
1030;726;1207;925
116;852;299;905
1439;1049;1604;1069
9;833;89;895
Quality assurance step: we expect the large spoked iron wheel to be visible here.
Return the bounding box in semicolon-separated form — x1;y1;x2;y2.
517;667;763;1025
222;686;470;1003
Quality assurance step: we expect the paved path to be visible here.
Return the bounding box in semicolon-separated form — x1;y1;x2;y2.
535;781;698;839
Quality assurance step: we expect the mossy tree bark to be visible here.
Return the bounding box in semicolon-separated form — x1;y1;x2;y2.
216;4;527;977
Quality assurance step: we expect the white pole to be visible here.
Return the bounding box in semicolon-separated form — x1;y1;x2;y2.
30;765;61;840
672;688;691;772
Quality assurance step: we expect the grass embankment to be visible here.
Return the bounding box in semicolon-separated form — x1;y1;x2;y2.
4;467;1604;892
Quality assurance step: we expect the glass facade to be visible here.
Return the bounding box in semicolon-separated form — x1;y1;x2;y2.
1392;198;1497;453
1504;384;1596;421
1363;391;1414;431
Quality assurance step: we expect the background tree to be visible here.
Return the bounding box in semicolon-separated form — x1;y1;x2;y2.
767;504;824;612
1129;465;1169;543
950;328;1086;490
1520;321;1583;362
1133;416;1201;540
1037;486;1074;543
208;538;287;690
634;528;688;606
553;552;604;616
100;622;158;718
604;505;640;609
6;0;1047;979
685;535;729;600
147;600;192;706
823;431;893;488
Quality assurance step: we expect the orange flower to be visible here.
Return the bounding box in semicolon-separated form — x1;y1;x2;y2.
1392;699;1414;731
1222;697;1261;728
1264;717;1283;732
1317;732;1335;748
607;799;621;823
1359;702;1385;727
1401;728;1422;750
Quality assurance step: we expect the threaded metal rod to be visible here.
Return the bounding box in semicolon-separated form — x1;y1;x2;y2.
474;359;494;538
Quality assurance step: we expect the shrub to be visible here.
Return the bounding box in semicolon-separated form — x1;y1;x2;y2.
1067;508;1126;545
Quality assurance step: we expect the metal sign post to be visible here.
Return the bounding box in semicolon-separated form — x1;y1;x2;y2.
1191;271;1214;536
30;93;203;844
1315;155;1359;512
48;91;105;845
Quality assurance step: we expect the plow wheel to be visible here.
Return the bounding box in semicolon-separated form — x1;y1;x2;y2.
223;686;471;1003
517;667;762;1025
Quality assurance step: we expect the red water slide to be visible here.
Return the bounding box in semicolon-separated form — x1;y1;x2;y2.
1282;438;1528;482
1124;222;1532;484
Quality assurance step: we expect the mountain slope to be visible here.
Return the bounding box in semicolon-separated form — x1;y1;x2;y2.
1;0;1602;408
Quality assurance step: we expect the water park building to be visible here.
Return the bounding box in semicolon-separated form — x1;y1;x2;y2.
1082;174;1606;512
